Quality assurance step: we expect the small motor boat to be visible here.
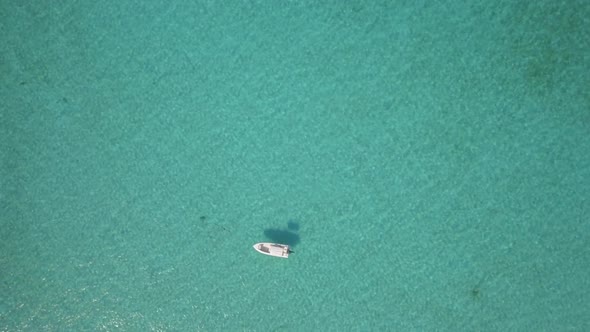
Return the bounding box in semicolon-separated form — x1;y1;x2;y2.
253;242;292;258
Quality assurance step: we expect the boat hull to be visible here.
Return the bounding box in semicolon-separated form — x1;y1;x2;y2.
253;242;290;258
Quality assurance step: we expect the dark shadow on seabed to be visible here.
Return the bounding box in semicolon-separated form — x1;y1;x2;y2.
263;220;300;248
287;220;299;231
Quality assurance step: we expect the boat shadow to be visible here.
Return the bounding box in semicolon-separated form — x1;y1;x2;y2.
263;220;300;247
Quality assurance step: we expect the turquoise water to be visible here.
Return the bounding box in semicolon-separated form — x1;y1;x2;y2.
1;1;589;330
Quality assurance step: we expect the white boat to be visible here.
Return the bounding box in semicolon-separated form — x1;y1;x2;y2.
253;242;292;258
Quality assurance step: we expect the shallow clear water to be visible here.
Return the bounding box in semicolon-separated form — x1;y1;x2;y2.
2;1;589;330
